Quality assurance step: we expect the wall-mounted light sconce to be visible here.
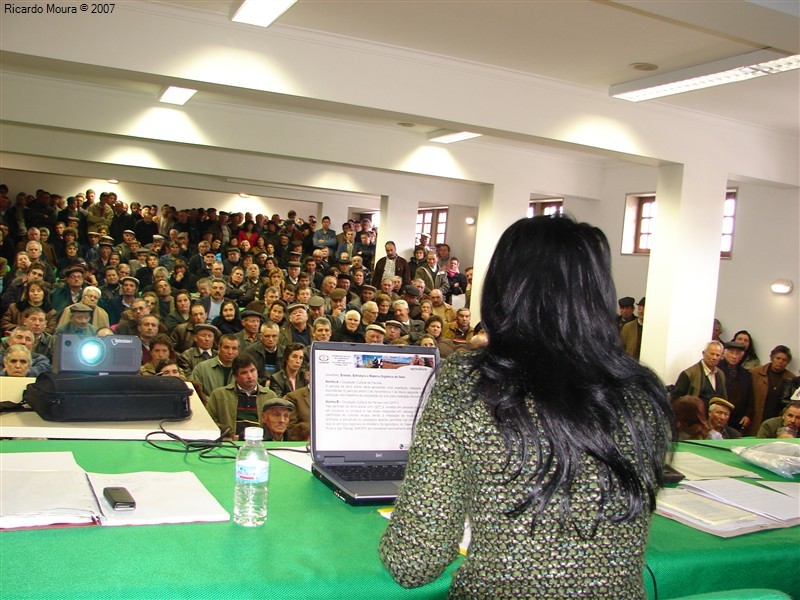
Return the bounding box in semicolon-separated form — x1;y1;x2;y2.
239;193;250;198
465;216;476;225
770;279;794;294
106;179;119;185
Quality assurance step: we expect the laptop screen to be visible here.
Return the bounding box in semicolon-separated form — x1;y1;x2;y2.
311;342;438;455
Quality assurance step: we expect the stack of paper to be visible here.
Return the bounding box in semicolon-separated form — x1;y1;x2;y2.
656;477;800;538
669;452;759;480
1;452;229;530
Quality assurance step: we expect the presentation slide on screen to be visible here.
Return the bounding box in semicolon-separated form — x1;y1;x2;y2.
313;349;435;452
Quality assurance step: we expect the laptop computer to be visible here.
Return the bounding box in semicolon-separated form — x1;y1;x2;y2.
310;341;439;505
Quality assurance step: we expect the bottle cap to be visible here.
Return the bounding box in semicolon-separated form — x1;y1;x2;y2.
243;427;264;441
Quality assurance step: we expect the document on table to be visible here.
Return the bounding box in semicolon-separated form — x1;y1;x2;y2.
269;448;312;472
681;478;800;524
87;471;229;526
757;481;800;500
670;452;759;480
0;451;229;529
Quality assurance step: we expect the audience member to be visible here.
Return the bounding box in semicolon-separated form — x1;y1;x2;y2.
671;341;727;407
621;297;645;360
190;333;240;396
707;398;742;439
260;397;296;441
672;395;715;441
757;401;800;439
269;343;308;397
717;340;752;433
748;345;795;436
616;296;636;331
1;344;31;377
731;329;760;370
55;302;98;337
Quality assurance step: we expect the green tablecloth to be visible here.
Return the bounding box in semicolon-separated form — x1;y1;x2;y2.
0;438;797;599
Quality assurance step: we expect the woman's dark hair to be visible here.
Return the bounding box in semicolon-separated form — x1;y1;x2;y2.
19;280;53;312
472;215;671;530
283;342;306;364
770;345;792;362
424;315;444;335
731;329;759;364
671;396;710;440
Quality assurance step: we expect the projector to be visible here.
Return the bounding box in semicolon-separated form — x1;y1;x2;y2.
53;334;143;374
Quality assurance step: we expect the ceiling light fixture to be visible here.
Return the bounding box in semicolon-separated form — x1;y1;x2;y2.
231;0;296;27
610;49;799;102
106;179;119;184
427;129;482;144
159;86;198;106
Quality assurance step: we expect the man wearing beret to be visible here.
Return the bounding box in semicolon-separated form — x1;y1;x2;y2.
50;265;87;318
206;353;278;440
177;323;219;378
236;310;264;349
260;396;296;442
707;398;742;439
279;303;311;348
54;302;98;337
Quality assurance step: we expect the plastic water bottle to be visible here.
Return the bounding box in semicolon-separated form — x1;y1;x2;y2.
233;427;270;527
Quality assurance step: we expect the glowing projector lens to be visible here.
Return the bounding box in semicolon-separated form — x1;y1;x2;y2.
79;340;105;366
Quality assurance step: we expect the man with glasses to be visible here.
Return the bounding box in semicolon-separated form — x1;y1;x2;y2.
50;265;87;318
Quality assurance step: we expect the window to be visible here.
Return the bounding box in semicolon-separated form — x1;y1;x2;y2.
623;189;737;258
528;198;564;217
416;208;448;246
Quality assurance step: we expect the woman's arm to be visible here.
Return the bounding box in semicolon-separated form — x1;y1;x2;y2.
379;359;469;587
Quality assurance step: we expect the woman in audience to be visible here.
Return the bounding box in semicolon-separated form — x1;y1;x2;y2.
375;293;392;324
164;289;192;333
332;309;365;343
269;343;308;397
423;315;455;359
671;395;716;440
418;333;437;349
418;298;434;323
141;291;158;315
1;344;32;377
731;330;760;370
2;280;56;336
380;215;672;597
140;334;177;376
268;268;285;294
237;220;259;247
211;299;243;335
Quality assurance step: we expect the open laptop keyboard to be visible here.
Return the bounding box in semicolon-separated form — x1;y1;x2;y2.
327;464;406;481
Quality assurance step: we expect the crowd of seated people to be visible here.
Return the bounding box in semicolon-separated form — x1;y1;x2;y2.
1;185;795;442
0;186;485;440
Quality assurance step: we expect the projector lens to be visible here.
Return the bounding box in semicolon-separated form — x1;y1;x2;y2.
79;340;105;366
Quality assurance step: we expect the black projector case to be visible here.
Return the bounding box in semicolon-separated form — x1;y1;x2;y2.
24;372;192;422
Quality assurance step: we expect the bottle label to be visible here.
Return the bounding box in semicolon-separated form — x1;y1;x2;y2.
236;461;269;484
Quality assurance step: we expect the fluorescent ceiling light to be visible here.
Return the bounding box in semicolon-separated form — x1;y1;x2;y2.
159;86;198;106
232;0;296;27
427;129;482;144
610;49;800;102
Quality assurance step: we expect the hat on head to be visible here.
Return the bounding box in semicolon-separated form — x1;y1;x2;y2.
384;320;407;335
67;215;80;222
637;297;646;306
152;234;165;241
123;229;136;236
121;276;140;287
99;240;114;248
709;397;735;411
361;284;377;293
724;341;746;351
618;296;635;308
64;265;85;277
337;273;352;281
404;284;422;297
260;397;295;412
194;323;220;336
240;310;265;321
338;258;352;265
286;303;307;314
288;261;302;268
365;324;386;335
87;231;100;237
136;247;149;255
226;246;240;254
329;289;347;301
308;296;325;308
69;302;93;314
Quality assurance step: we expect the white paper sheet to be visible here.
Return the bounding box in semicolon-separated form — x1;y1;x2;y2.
757;481;800;499
269;449;313;472
670;452;759;480
0;451;82;472
682;478;800;523
87;471;229;526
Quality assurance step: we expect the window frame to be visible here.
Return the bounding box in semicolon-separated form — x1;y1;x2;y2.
528;198;564;218
416;207;448;246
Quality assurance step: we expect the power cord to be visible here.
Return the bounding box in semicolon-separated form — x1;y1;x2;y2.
145;419;238;461
645;562;658;600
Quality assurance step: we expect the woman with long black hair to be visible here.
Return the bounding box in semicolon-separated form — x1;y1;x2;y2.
380;215;673;597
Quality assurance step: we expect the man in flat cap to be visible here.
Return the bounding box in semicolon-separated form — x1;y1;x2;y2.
50;265;87;318
177;323;220;378
707;398;742;439
236;310;265;348
279;303;311;348
365;324;386;344
718;340;753;433
55;302;98;337
616;296;636;331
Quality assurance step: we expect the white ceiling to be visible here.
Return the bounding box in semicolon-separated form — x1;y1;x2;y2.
148;0;800;135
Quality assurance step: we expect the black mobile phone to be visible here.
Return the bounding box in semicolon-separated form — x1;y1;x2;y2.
103;486;136;511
